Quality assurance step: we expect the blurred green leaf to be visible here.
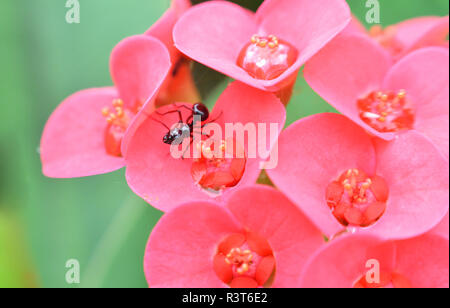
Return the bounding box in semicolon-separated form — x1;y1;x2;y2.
0;211;38;288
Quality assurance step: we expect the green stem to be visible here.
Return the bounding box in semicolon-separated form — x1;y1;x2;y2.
81;194;145;288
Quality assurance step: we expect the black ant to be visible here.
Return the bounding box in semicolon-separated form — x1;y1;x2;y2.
152;103;222;157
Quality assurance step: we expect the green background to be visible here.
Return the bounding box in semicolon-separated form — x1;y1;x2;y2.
0;0;448;288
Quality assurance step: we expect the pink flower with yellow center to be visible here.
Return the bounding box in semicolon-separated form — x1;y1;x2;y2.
173;0;351;104
144;185;325;288
300;233;449;288
304;34;449;160
40;35;171;178
41;0;197;178
345;14;449;60
125;82;285;212
267;113;449;240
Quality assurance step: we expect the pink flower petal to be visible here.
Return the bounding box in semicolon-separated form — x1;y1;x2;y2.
173;1;262;89
255;0;351;88
342;15;367;34
144;203;240;288
110;35;171;110
431;211;449;239
299;234;396;288
383;47;449;159
226;185;325;288
368;131;450;239
304;34;394;140
125;104;210;210
267;114;377;238
110;35;172;156
395;16;450;56
174;0;350;91
125;82;285;212
41;88;125;178
145;0;191;61
211;81;286;185
394;234;449;288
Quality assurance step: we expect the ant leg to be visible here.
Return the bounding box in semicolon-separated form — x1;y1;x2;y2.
185;114;193;124
205;110;224;125
201;112;223;131
181;139;194;160
173;103;196;112
155;109;183;123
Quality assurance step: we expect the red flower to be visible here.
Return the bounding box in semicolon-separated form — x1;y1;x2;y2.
41;36;171;178
300;233;449;288
173;0;350;103
267;113;449;240
345;15;449;60
144;185;325;288
125;82;285;212
304;34;449;159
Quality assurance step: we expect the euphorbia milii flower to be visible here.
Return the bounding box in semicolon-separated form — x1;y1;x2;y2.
125;82;285;212
41;35;171;178
304;35;449;159
345;15;449;60
144;185;325;288
267;113;449;240
173;0;351;103
145;0;200;107
300;233;449;288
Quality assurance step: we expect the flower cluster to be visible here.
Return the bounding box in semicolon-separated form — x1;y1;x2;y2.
41;0;449;288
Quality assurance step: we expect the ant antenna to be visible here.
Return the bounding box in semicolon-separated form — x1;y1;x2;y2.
149;116;170;130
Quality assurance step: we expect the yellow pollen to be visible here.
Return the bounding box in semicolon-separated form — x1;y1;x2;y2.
220;140;226;151
344;183;352;191
361;182;371;190
397;90;406;99
115;107;124;118
112;99;124;107
102;99;128;125
225;247;254;275
102;107;110;117
341;170;374;203
251;34;279;49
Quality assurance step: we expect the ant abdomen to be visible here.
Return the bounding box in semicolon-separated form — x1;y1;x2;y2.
193;103;209;122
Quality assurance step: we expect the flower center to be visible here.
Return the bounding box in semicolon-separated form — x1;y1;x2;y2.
213;232;276;288
225;248;254;275
237;34;298;80
354;271;412;288
191;138;246;194
326;168;389;227
357;90;415;133
101;99;134;157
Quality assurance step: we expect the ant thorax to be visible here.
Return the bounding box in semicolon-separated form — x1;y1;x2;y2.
163;122;191;145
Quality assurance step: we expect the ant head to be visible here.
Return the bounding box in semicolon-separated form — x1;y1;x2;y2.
193;103;209;122
163;133;174;144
